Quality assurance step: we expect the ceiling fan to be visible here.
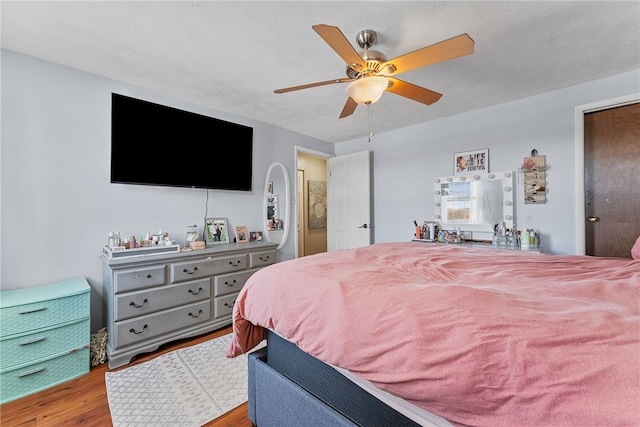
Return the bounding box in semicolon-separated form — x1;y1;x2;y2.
274;24;474;118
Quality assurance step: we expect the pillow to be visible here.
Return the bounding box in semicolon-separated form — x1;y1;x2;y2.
632;235;640;260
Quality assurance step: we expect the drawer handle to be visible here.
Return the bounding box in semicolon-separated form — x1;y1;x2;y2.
146;274;152;279
19;337;46;346
224;280;237;287
129;324;148;335
188;287;203;295
129;298;148;308
259;256;270;262
18;367;46;378
183;266;198;274
188;309;203;318
224;301;236;308
18;307;47;315
228;260;241;267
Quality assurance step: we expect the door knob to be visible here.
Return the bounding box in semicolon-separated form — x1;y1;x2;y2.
587;215;599;223
358;224;368;229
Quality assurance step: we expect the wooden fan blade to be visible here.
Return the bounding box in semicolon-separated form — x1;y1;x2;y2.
386;78;442;105
312;24;366;69
339;97;358;118
274;78;351;94
380;33;474;76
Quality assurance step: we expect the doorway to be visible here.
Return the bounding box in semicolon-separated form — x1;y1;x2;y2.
575;94;640;257
584;103;640;257
295;147;331;258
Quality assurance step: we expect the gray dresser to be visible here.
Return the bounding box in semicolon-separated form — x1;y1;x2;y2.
103;242;277;368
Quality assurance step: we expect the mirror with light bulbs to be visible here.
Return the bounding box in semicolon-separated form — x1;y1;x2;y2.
433;171;514;235
263;162;290;249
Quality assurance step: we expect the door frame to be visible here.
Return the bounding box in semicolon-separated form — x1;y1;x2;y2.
294;145;333;258
574;93;640;254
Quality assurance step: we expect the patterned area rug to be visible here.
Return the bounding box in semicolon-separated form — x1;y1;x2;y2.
105;333;264;426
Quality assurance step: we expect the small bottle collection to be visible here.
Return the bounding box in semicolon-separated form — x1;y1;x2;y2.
107;229;175;250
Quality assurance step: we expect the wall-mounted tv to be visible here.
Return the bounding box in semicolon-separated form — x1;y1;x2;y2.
111;93;253;191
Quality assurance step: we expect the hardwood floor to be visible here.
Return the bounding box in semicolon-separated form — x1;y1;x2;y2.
0;325;253;427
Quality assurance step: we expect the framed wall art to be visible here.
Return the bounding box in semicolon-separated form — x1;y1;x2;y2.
454;148;489;175
205;218;229;245
250;231;263;241
235;225;249;243
308;180;327;229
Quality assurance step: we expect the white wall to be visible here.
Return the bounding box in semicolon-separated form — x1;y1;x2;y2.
336;70;640;255
0;49;334;331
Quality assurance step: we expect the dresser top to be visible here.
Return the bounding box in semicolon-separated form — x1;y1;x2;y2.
0;277;90;308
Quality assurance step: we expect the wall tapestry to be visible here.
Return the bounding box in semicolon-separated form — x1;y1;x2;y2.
308;180;327;229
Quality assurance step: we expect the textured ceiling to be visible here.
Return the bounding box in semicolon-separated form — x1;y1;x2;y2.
2;1;639;144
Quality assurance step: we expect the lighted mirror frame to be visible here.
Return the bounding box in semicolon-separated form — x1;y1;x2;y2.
433;171;514;234
263;162;290;250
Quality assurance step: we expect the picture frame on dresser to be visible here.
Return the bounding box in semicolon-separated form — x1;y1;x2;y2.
205;217;229;245
235;225;249;243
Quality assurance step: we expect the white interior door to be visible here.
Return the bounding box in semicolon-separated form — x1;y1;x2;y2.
327;150;372;251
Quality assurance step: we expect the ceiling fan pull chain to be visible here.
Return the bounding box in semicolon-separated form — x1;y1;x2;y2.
368;103;374;142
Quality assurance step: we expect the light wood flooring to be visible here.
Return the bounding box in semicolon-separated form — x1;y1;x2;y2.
0;325;252;427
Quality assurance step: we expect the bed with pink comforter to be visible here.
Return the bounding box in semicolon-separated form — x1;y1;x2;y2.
227;242;640;427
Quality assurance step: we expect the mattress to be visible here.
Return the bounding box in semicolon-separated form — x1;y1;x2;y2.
265;329;453;427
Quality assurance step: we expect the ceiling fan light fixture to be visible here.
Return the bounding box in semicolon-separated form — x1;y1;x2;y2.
345;76;388;105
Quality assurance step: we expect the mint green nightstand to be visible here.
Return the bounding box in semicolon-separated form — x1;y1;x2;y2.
0;277;90;404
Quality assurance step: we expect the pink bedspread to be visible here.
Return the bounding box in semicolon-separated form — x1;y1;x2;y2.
227;242;640;427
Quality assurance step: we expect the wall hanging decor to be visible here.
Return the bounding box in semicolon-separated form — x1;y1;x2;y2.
308;180;327;229
454;148;489;175
521;154;546;204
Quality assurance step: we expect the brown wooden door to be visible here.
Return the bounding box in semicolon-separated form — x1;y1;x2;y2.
584;103;640;258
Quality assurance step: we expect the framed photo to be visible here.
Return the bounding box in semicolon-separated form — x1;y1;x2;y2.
235;225;249;243
249;231;263;242
454;148;489;175
205;218;229;245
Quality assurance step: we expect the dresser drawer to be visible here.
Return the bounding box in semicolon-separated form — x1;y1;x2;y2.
0;292;90;338
214;270;258;297
170;258;218;282
0;320;89;370
214;293;238;319
113;265;167;293
114;278;211;321
113;300;212;348
249;250;276;268
170;254;247;282
0;347;89;404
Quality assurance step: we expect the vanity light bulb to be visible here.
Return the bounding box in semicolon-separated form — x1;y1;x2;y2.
446;177;453;182
434;178;441;183
504;186;512;192
505;201;512;206
488;174;496;179
473;175;481;180
459;176;467;181
435;191;441;195
505;215;513;220
504;172;512;177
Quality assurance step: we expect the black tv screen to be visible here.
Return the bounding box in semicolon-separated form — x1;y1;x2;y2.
111;93;253;191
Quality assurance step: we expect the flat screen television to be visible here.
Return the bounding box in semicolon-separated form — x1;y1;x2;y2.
111;93;253;191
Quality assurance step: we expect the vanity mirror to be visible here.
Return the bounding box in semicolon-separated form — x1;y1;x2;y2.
263;162;290;249
434;171;514;237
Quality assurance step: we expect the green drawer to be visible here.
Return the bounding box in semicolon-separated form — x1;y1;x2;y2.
0;319;89;370
0;347;89;404
0;292;90;338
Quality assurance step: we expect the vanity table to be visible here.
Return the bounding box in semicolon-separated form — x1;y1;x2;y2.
412;239;542;253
